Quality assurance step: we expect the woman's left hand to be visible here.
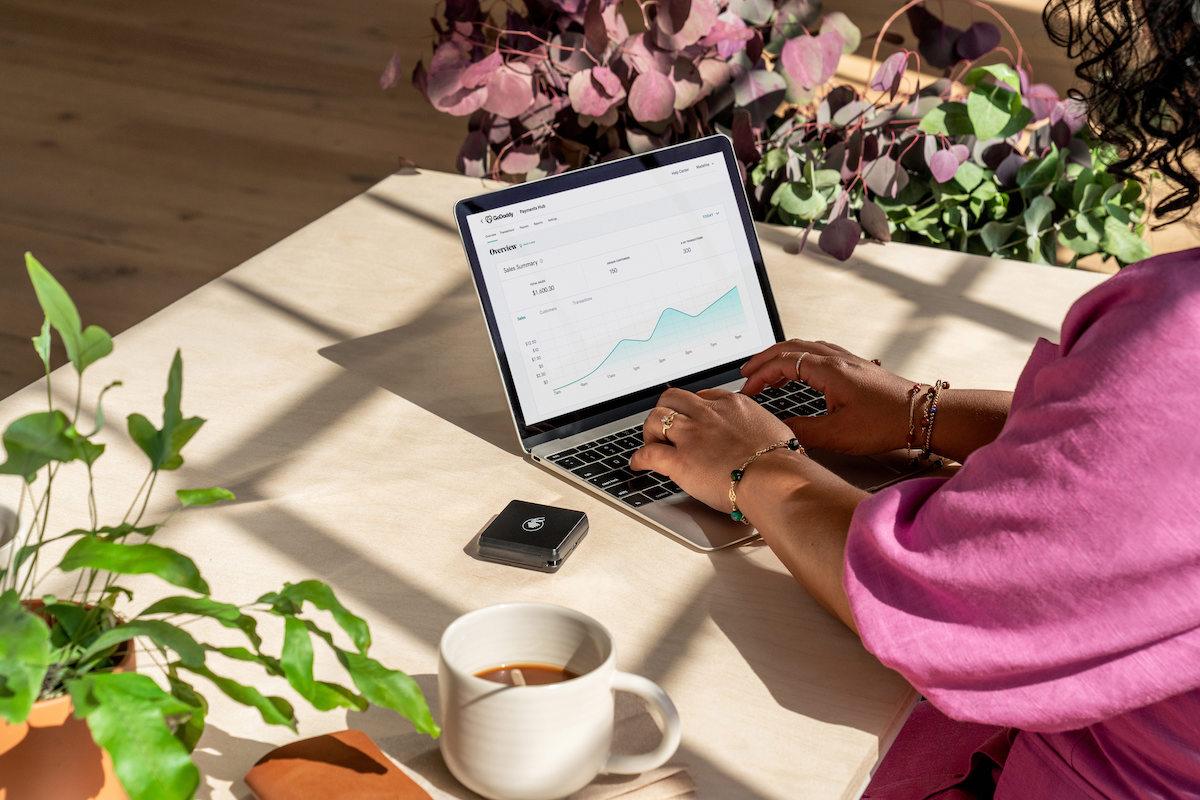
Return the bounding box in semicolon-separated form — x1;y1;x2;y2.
630;387;795;512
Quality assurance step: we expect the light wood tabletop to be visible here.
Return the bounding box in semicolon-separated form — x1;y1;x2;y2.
0;168;1108;799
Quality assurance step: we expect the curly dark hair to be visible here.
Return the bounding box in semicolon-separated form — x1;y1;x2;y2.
1043;0;1200;224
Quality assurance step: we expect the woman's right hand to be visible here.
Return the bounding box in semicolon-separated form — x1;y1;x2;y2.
739;340;917;456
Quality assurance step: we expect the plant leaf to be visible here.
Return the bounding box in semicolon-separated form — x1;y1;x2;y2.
126;351;205;471
981;221;1017;252
955;22;1000;60
628;70;676;123
140;595;262;649
338;649;439;737
60;538;210;594
32;318;51;371
67;672;200;800
166;674;208;753
0;410;78;481
176;487;236;508
83;380;124;437
771;182;827;221
821;11;860;53
184;664;296;729
818;217;862;261
966;83;1016;140
0;589;52;724
1101;217;1152;264
259;580;371;653
280;618;366;712
869;51;908;99
858;200;892;242
81;620;207;669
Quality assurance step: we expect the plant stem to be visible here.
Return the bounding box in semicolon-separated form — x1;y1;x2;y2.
2;482;29;591
121;469;154;525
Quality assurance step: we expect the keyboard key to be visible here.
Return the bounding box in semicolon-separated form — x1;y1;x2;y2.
596;443;620;457
606;481;637;499
602;455;628;470
663;481;682;494
548;448;578;460
555;456;584;469
762;386;785;398
598;434;618;443
571;462;608;480
766;400;790;414
624;475;658;493
752;394;771;405
623;493;653;507
648;471;670;482
589;468;634;490
577;449;604;463
645;485;672;501
616;436;641;450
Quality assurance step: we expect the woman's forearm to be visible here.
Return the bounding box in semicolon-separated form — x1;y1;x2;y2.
735;451;867;633
926;389;1012;463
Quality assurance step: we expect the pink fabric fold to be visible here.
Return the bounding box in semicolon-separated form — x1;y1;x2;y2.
845;250;1200;798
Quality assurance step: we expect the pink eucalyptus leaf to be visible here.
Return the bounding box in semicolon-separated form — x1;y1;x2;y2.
928;149;960;183
1051;97;1088;132
379;51;403;90
627;128;668;154
456;131;489;177
780;31;840;90
483;64;535;118
950;144;970;164
821;11;860;53
1027;83;1060;121
696;58;733;99
619;33;673;75
628;69;676;122
869;51;908;99
567;66;626;116
955;22;1000;60
584;0;608;57
730;109;758;164
500;144;541;175
654;0;719;51
859;200;891;242
819;217;862;261
462;51;503;89
426;42;488;116
701;13;755;59
550;32;591;76
671;58;703;109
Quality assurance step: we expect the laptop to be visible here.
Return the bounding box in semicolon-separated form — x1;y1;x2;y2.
454;134;924;551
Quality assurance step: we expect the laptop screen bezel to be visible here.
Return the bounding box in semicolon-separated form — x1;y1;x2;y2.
454;134;786;450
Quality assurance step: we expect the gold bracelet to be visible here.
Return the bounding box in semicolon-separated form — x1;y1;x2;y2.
919;380;950;461
728;438;806;525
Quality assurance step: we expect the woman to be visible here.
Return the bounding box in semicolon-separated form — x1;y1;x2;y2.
630;1;1200;796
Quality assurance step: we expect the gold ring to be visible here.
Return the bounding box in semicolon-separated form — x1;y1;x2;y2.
661;410;679;438
794;352;807;382
870;358;882;366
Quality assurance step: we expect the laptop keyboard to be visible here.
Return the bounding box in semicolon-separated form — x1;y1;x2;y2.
545;381;827;509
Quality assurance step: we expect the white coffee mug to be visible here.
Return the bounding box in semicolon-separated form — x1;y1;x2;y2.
438;602;682;800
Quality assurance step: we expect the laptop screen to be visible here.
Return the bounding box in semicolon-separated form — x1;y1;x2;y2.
457;136;782;441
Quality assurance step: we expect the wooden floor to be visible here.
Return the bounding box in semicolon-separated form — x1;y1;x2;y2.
1;0;1195;398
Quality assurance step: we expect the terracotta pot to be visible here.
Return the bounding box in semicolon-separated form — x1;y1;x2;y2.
0;605;136;800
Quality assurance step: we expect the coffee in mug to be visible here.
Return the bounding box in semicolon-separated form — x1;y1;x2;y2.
438;603;682;800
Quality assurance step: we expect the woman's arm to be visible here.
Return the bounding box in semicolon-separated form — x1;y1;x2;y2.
739;339;1013;462
734;451;866;633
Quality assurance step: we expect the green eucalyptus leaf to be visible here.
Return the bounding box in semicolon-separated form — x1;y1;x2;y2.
953;162;986;193
337;650;439;737
963;63;1021;91
1075;211;1105;242
966;83;1023;140
32;319;51;371
60;538;210;594
919;102;971;136
67;672;200;800
770;182;827;220
0;589;52;723
0;410;77;481
140;595;261;649
176;487;236;507
259;580;371;654
1059;222;1101;255
1101;217;1152;264
1017;148;1062;194
762;147;787;174
1024;196;1056;236
811;168;841;190
81;620;207;669
980;221;1017;253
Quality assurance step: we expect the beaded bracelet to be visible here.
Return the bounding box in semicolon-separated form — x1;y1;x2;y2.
904;383;923;461
919;380;950;461
728;438;805;525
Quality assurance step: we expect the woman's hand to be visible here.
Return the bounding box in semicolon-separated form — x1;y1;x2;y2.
739;339;916;456
630;387;794;512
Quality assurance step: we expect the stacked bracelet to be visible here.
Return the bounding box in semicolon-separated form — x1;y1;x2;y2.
728;438;805;525
918;380;950;461
904;383;923;461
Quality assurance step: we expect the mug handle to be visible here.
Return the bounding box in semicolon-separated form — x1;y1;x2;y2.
604;671;682;775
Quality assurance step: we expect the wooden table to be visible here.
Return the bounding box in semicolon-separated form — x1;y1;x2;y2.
0;168;1107;799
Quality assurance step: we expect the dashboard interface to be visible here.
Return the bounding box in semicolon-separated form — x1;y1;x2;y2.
464;151;777;426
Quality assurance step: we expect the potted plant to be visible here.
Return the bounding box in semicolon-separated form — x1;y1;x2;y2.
400;0;1150;267
0;254;438;800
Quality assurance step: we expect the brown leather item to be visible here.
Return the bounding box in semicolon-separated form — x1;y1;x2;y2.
245;729;433;800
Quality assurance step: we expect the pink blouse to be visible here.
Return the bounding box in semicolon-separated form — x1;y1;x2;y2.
844;250;1200;798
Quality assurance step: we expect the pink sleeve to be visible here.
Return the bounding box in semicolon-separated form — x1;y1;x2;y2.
843;254;1200;733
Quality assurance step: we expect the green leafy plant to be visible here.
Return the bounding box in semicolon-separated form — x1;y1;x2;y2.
0;254;438;800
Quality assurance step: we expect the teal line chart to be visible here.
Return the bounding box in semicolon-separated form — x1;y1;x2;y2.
553;286;743;392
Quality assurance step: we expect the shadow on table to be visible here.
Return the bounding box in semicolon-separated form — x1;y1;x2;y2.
703;545;911;734
192;723;277;800
317;277;521;456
